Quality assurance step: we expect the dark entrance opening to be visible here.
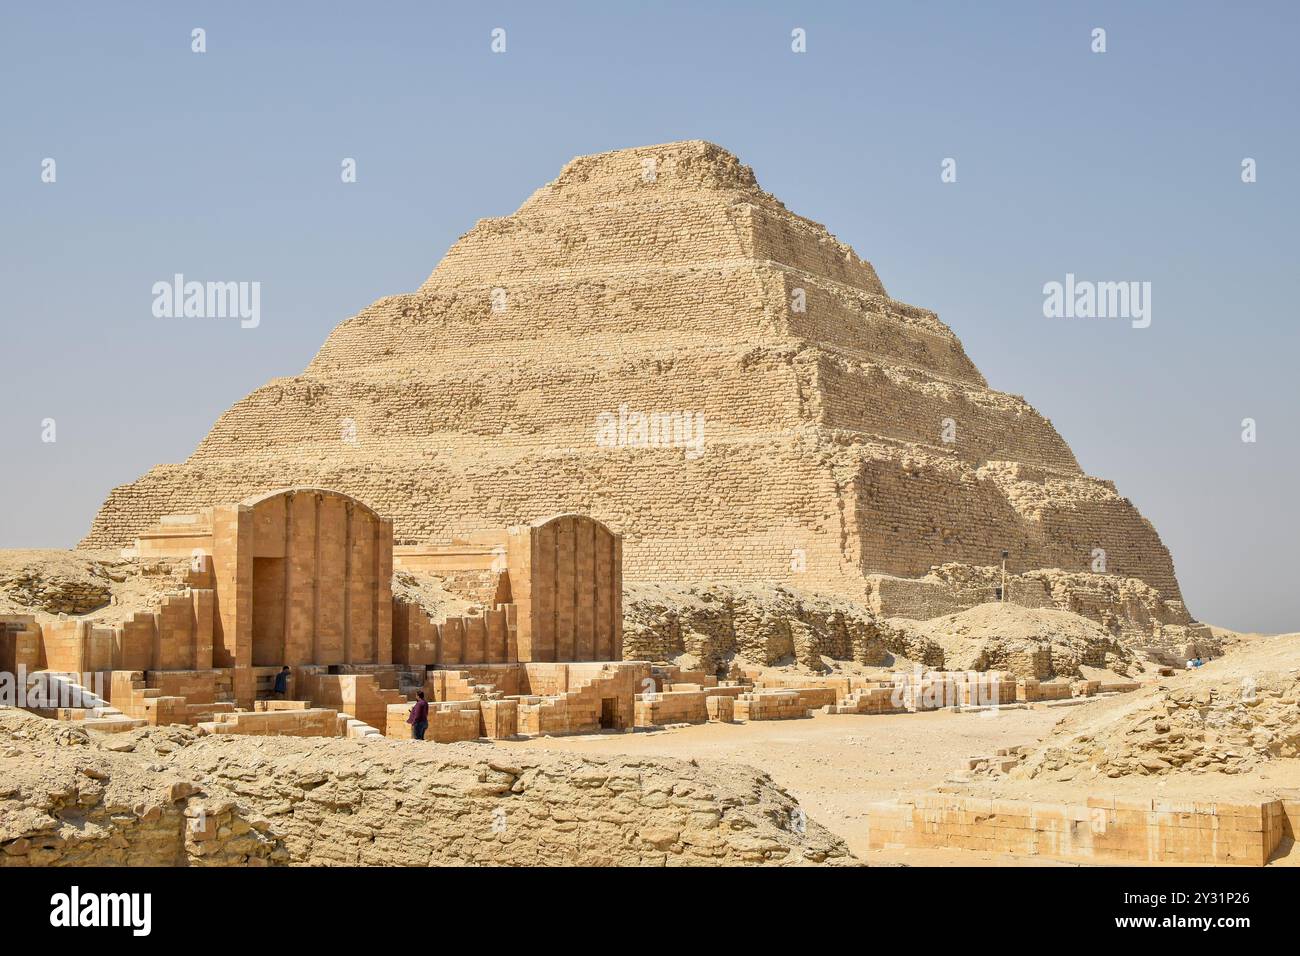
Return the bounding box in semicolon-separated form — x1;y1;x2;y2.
600;697;618;729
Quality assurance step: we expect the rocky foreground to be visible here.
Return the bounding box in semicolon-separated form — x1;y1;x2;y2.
0;710;852;867
1007;632;1300;783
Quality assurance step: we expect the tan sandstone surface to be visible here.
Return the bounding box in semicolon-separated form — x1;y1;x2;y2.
0;708;851;867
1001;631;1300;787
491;631;1299;866
890;603;1137;679
2;548;1179;678
492;704;1068;865
80;140;1186;622
3;139;1265;870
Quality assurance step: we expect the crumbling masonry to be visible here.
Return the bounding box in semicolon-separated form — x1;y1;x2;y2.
78;140;1189;629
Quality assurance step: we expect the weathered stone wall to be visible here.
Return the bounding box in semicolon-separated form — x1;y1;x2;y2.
11;589;217;678
0;563;111;616
384;700;480;742
867;792;1292;867
623;582;943;669
81;140;1185;612
635;689;710;726
0;711;852;867
201;707;340;737
733;690;809;721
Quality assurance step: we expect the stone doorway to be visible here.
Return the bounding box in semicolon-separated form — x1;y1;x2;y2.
251;556;286;666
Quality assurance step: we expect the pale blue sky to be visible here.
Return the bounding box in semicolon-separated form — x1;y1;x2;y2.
1;1;1296;632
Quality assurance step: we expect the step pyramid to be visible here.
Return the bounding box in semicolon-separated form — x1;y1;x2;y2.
83;140;1181;605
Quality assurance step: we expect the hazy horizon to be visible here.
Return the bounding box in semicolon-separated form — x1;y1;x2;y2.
2;1;1296;633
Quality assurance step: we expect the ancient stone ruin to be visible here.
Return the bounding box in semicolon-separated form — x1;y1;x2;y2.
4;489;647;741
5;141;1285;870
81;140;1187;637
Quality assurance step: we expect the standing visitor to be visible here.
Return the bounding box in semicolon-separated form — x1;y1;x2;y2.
407;690;429;740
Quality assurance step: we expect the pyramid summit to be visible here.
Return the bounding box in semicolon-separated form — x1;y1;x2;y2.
84;140;1185;619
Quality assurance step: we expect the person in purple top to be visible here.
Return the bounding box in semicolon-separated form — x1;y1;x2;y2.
407;690;429;740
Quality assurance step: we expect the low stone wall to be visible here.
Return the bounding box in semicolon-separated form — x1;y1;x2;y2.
111;670;238;726
648;664;718;692
385;700;481;743
479;698;517;738
425;669;480;702
670;669;718;687
706;695;734;722
791;686;838;710
895;672;1017;710
1098;679;1141;694
307;673;405;730
1016;678;1073;702
867;792;1297;866
517;662;649;737
734;690;808;721
830;685;906;715
636;690;709;726
199;707;341;737
753;674;854;698
147;669;224;704
752;672;1019;713
635;683;752;726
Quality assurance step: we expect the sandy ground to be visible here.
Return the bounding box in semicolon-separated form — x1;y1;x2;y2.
493;706;1075;865
493;681;1299;867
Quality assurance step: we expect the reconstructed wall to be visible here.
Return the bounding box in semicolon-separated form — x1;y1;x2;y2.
733;690;809;721
384;700;481;743
391;514;619;667
633;684;748;725
233;489;393;670
516;662;649;736
509;515;622;663
304;673;404;732
122;488;393;708
867;792;1294;867
393;607;515;666
635;689;710;726
16;589;216;678
110;670;237;726
381;661;652;740
0;617;41;675
1016;678;1073;702
832;685;907;715
201;706;341;737
893;671;1017;710
80;140;1185;611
